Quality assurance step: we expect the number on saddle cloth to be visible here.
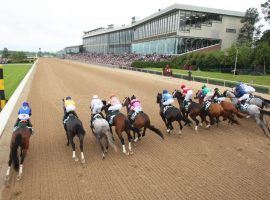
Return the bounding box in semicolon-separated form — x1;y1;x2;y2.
163;105;173;115
203;101;211;111
93;114;103;122
184;101;191;111
18;120;29;128
240;103;249;112
107;110;120;125
130;111;143;121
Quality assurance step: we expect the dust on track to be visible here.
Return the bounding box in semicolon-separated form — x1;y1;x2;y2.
1;58;270;200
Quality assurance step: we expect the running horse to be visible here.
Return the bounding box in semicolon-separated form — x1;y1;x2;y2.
63;100;86;163
195;90;239;127
156;93;192;135
122;96;164;141
172;89;205;132
102;100;133;155
6;121;31;181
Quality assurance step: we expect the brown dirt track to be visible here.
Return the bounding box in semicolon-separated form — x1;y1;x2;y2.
1;58;270;200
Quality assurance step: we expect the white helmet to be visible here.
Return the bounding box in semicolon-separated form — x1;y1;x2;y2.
93;95;98;99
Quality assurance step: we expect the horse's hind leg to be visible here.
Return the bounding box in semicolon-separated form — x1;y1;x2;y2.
5;152;12;181
118;135;128;156
79;135;85;164
99;140;106;160
126;131;134;155
70;136;78;162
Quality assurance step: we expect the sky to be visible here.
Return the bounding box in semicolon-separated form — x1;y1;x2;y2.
0;0;269;52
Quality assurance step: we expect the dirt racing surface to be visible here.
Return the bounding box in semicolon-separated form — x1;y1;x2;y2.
1;58;270;200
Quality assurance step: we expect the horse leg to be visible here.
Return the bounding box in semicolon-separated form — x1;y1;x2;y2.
190;113;199;132
160;112;170;132
17;147;28;181
177;120;183;135
117;132;128;155
5;152;12;181
70;136;78;162
66;132;69;146
79;135;85;164
126;130;134;155
142;127;146;137
100;139;106;160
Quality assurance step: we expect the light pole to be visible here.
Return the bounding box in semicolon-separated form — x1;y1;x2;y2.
233;48;238;77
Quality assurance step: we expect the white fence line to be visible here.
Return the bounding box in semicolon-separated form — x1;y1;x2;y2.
0;60;38;137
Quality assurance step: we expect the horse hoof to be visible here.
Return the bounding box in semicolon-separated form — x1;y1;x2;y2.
73;157;79;162
124;152;129;156
199;123;203;127
178;130;182;135
206;125;210;129
246;115;251;119
166;129;171;133
81;159;86;164
129;151;134;155
134;138;139;143
195;126;198;133
16;175;22;181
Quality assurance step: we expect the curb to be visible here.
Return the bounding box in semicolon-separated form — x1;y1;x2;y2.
0;60;38;137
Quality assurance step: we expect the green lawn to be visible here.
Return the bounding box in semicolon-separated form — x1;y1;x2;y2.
147;68;270;86
3;64;32;99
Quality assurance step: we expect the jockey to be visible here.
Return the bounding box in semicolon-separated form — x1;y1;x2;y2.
14;101;33;133
162;89;174;106
128;95;142;120
212;88;225;102
202;85;213;102
63;96;78;130
90;95;104;127
235;82;255;104
107;94;122;124
180;84;193;108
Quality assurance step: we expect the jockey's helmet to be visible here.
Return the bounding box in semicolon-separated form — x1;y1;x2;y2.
66;96;72;100
110;94;116;99
181;84;186;89
22;101;29;107
202;84;206;89
162;89;168;94
131;95;136;100
93;95;98;99
214;88;219;92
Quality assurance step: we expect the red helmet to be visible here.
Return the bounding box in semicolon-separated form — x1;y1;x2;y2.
180;84;186;89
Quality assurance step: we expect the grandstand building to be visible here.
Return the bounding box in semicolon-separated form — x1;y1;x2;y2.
82;4;245;55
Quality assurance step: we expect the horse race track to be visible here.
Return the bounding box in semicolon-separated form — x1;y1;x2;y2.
1;58;270;200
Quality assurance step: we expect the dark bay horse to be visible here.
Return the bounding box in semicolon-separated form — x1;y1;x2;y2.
102;100;133;155
65;114;86;163
172;89;205;132
195;90;239;127
6;121;31;181
156;93;192;135
122;97;164;141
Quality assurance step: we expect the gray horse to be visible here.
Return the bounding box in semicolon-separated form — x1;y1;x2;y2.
224;90;270;137
91;114;117;159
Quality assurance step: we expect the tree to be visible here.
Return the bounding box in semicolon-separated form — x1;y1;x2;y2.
257;30;270;44
261;0;270;23
10;52;27;63
254;41;270;74
238;8;261;43
2;48;9;58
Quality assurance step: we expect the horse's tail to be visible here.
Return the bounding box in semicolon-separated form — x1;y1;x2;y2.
148;125;164;140
75;124;85;136
260;109;270;116
262;98;270;109
104;130;117;152
232;107;246;118
12;134;22;171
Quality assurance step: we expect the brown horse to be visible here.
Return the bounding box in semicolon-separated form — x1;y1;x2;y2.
172;89;205;132
6;121;31;181
195;90;239;127
122;97;164;141
102;101;133;155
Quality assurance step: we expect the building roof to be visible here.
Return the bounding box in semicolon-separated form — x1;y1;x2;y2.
82;3;245;38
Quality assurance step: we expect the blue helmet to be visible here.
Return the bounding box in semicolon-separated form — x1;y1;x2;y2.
66;96;71;100
162;89;168;94
22;101;29;107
